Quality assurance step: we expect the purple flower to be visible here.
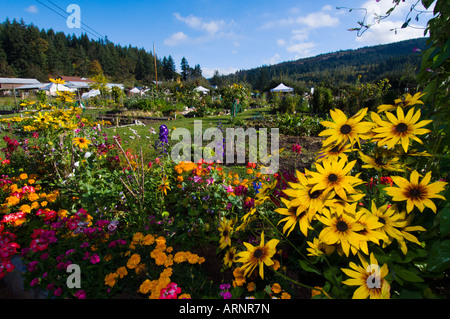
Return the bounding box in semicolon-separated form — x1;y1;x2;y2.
28;260;39;272
54;287;63;296
74;290;86;299
155;124;169;152
220;284;231;290
223;292;232;299
90;254;100;264
30;278;40;287
80;242;90;248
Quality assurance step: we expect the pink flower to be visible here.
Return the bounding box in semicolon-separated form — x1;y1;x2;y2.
160;282;181;299
90;254;100;264
223;185;233;193
291;144;302;154
74;290;86;299
30;278;40;287
54;287;63;296
223;291;232;299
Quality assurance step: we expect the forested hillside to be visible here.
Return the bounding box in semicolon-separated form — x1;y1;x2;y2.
216;38;428;92
0;19;202;86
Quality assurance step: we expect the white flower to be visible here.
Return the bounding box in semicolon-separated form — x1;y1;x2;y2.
84;152;92;158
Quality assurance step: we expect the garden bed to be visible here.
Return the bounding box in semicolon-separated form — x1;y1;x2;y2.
0;94;449;300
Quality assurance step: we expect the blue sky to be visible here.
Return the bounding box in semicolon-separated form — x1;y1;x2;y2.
1;0;435;78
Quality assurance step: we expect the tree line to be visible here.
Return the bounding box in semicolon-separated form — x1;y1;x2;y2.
0;19;204;86
213;37;428;94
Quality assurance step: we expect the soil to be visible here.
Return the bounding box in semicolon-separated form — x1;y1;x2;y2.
277;135;323;173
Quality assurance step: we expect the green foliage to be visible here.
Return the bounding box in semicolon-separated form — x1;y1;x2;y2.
311;86;333;114
220;38;426;92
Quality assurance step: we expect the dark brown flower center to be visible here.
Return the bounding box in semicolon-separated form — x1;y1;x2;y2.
330;145;341;153
340;124;352;135
254;249;263;259
309;190;322;199
222;230;228;237
409;188;421;199
79;138;85;143
328;174;338;182
375;157;385;166
395;123;408;133
336;221;348;232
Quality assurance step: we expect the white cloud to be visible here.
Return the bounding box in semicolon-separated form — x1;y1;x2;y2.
295;11;339;28
261;5;340;30
291;29;309;42
25;5;39;14
286;42;316;58
355;20;427;45
276;39;286;46
163;32;188;46
263;53;281;65
353;0;433;44
173;12;226;35
276;28;316;59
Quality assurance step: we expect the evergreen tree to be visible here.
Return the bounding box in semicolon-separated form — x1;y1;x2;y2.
181;57;190;81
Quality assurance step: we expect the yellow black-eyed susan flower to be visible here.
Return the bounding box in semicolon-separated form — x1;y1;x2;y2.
275;197;313;237
307;158;364;201
223;247;237;268
218;218;234;250
341;252;390;299
377;92;426;113
319;108;373;147
358;149;405;172
317;206;366;257
72;137;91;149
282;170;334;216
385;170;447;213
370;107;432;153
236;231;279;279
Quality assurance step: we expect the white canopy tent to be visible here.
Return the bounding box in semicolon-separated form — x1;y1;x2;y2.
194;86;210;94
39;82;76;96
270;83;293;93
130;87;140;94
65;81;91;89
81;89;101;99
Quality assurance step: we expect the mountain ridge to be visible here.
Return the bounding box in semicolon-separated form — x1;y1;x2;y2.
218;38;428;91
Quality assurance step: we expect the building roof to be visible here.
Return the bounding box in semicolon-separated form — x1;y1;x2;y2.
53;76;92;83
0;78;40;84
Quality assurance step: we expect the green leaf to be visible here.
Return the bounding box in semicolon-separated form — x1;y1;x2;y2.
392;266;424;283
438;204;450;237
390;246;428;264
427;240;450;273
230;286;243;298
432;38;450;69
298;260;321;276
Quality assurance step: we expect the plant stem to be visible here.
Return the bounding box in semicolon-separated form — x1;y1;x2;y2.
259;209;323;276
272;269;332;299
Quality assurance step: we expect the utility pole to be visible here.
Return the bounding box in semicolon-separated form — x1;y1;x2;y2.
153;43;158;89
